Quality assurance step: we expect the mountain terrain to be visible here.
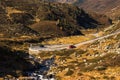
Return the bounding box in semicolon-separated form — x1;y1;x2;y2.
44;0;77;4
0;0;111;38
0;0;120;79
47;0;120;13
36;16;120;80
47;0;120;20
0;42;39;77
76;0;120;20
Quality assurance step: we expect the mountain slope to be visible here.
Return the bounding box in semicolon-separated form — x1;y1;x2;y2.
76;0;120;12
77;0;120;20
48;0;120;13
0;43;38;77
106;6;120;20
0;0;112;37
48;0;120;20
0;5;39;38
44;0;77;4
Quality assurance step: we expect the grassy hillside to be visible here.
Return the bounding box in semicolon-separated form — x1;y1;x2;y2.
35;32;120;80
106;6;120;20
48;0;120;20
0;24;38;37
0;0;112;38
0;0;119;79
0;5;39;38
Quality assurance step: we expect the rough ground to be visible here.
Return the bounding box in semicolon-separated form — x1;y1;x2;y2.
31;20;120;80
0;0;120;79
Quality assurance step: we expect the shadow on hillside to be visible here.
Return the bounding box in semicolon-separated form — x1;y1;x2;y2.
0;45;39;77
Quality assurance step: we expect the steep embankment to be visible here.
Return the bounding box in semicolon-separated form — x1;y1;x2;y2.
0;43;38;77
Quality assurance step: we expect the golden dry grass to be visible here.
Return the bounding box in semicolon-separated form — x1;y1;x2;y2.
42;35;90;45
55;66;120;80
6;7;24;19
0;34;4;37
42;30;106;45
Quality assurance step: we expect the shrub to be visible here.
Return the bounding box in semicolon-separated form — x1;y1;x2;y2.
65;69;74;76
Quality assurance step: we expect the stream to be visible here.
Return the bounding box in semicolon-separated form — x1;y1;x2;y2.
25;55;56;80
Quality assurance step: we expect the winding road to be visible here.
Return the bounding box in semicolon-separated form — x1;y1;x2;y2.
75;30;120;47
29;30;120;53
